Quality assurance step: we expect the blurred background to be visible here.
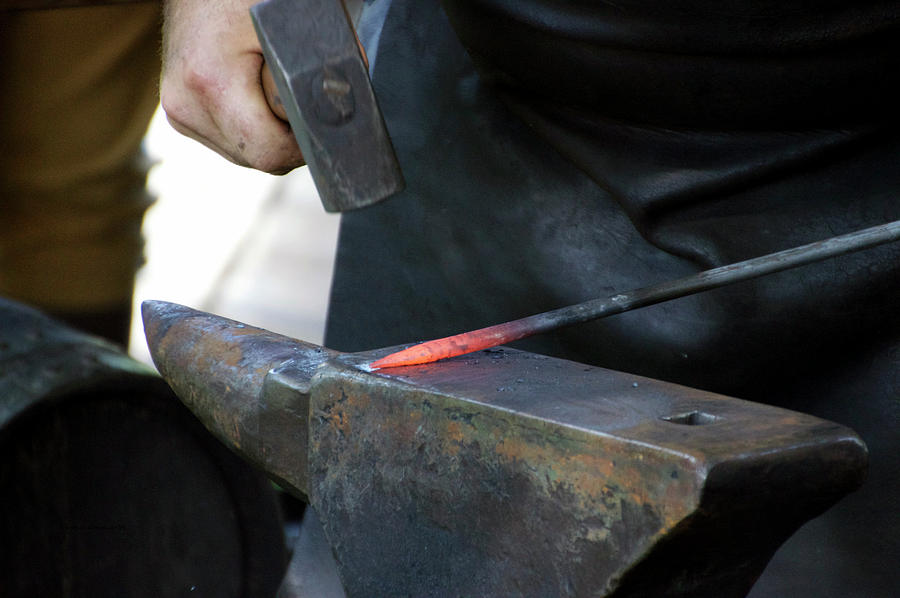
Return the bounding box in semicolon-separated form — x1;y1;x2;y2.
0;11;339;596
128;107;340;363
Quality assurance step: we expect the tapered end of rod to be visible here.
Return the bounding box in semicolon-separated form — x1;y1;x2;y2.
369;342;438;369
370;319;535;369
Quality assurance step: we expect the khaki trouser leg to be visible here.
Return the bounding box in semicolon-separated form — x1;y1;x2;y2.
0;3;161;340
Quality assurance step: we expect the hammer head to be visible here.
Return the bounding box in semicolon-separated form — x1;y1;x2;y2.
251;0;404;212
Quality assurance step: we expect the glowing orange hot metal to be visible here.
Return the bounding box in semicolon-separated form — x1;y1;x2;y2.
370;319;535;369
369;219;900;369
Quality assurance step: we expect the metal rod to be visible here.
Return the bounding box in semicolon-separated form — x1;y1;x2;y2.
370;219;900;369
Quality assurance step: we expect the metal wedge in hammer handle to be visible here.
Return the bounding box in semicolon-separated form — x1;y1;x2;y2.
251;0;404;212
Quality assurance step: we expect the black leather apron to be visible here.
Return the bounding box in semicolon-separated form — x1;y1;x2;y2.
326;1;900;595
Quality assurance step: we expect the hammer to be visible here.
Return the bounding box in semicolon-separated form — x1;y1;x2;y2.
143;300;866;597
252;0;404;212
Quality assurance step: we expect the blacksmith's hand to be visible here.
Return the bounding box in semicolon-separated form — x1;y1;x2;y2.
160;0;305;174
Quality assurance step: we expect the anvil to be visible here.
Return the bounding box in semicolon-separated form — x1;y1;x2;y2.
142;300;866;597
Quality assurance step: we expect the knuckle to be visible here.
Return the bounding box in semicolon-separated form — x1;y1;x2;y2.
249;150;300;175
182;66;220;98
158;86;185;122
252;155;287;175
237;128;301;174
271;144;305;173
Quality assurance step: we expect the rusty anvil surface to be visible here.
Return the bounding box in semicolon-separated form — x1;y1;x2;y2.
142;300;866;598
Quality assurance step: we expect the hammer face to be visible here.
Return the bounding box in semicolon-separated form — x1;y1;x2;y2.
252;0;404;212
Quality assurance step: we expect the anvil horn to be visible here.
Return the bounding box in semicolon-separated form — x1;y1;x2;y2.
142;300;867;597
142;299;336;497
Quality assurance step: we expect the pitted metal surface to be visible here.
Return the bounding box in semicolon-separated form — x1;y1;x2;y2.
308;350;864;597
142;300;336;496
143;300;867;597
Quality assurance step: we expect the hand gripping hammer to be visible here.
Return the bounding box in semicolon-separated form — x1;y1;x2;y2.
252;0;404;212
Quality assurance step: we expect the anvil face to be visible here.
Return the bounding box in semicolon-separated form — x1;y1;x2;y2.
142;301;866;598
311;352;864;597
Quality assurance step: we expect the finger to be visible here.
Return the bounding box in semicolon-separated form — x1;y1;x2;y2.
261;62;289;121
161;51;303;173
164;111;248;167
208;52;304;173
160;74;252;167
